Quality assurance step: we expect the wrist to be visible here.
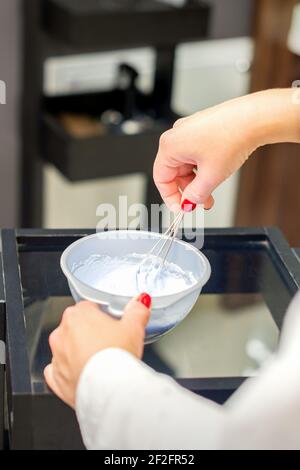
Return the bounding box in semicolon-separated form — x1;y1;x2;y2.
248;89;300;149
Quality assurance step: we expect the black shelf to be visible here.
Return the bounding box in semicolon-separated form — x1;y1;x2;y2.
42;90;177;181
43;114;171;181
44;0;210;49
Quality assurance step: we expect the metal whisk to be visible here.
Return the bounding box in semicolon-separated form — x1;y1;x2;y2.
136;210;184;291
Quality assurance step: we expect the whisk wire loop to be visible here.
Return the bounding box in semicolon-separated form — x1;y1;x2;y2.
136;211;184;290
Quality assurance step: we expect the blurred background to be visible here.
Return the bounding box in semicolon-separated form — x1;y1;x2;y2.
0;0;299;243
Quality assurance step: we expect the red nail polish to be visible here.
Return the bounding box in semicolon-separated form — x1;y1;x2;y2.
138;293;152;309
181;199;197;212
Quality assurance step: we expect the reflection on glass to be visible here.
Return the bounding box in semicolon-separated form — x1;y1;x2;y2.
24;296;73;386
24;293;279;389
146;294;278;378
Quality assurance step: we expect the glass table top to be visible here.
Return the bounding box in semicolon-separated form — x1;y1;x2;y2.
23;293;278;389
17;234;286;392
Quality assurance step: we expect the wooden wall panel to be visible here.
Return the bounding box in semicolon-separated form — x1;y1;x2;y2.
235;0;300;245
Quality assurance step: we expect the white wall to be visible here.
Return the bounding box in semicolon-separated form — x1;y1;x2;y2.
44;37;253;229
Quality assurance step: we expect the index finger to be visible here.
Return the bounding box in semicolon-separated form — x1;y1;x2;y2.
153;160;181;210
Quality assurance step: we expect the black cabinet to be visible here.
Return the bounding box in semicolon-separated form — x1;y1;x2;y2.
2;227;300;448
44;0;210;49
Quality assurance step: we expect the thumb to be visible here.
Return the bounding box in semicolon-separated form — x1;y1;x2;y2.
182;166;219;205
122;294;151;329
44;363;64;401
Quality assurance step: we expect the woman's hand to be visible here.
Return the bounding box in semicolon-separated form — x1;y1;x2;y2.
44;294;151;408
154;89;300;210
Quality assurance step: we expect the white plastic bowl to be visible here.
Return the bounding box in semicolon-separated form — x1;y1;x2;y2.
61;230;211;343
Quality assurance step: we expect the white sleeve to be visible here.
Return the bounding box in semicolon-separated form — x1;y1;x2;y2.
75;348;226;450
76;291;300;450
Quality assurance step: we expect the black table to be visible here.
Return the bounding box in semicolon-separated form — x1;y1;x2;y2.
1;227;300;449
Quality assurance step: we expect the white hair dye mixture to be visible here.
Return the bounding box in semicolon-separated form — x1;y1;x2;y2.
72;253;197;296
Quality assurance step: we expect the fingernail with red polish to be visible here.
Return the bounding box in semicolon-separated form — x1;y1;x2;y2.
138;293;152;309
181;199;197;212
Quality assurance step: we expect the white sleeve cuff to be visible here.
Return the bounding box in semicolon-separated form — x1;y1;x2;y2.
75;348;157;449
